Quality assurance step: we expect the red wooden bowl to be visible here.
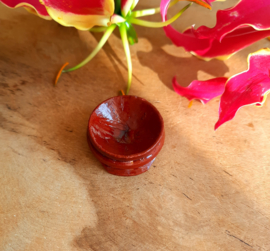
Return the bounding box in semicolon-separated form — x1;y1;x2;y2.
87;95;165;176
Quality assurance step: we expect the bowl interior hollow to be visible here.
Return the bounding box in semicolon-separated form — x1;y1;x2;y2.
89;96;163;158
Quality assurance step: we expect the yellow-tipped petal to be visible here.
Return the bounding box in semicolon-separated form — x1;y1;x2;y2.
40;0;114;30
1;0;51;20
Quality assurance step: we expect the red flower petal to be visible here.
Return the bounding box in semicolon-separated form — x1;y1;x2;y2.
173;77;227;104
195;0;270;41
215;49;270;130
161;0;270;59
0;0;50;19
40;0;115;30
183;26;270;60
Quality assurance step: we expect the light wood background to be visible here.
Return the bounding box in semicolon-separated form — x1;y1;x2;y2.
1;1;270;250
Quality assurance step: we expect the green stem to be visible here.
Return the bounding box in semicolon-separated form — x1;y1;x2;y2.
131;0;178;18
119;23;132;94
89;26;108;32
64;24;116;73
129;3;191;28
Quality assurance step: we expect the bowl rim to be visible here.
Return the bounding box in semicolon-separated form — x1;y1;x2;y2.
88;95;164;161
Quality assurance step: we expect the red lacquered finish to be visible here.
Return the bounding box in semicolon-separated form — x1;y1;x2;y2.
87;95;165;176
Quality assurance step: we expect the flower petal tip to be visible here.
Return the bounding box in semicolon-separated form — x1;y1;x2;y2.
0;0;51;19
215;48;270;129
41;0;114;30
173;76;227;104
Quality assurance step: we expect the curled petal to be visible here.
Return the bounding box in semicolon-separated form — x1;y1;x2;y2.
40;0;115;30
0;0;50;19
161;0;270;59
173;77;227;104
184;26;270;60
195;0;270;41
215;49;270;129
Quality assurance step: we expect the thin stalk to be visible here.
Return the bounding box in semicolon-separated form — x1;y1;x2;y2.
119;23;132;95
131;0;178;18
129;3;191;28
89;26;108;32
64;24;116;72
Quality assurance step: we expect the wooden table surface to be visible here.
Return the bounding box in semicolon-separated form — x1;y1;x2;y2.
1;1;270;250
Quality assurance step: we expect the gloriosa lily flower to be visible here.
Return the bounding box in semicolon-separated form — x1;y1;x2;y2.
0;0;212;94
160;0;270;129
161;0;270;60
173;49;270;129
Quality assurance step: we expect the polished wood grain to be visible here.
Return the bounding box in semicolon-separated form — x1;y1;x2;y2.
1;1;270;250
